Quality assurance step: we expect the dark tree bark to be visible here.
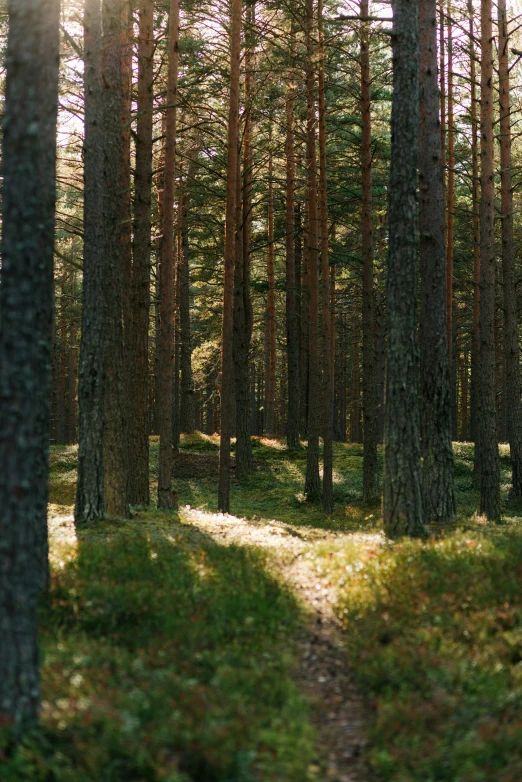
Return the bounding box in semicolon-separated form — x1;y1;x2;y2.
383;0;425;538
157;0;179;510
102;0;130;518
265;131;277;436
131;0;154;506
469;0;480;446
418;0;456;524
360;0;379;501
0;0;60;734
476;0;500;519
179;156;197;435
218;0;241;512
350;290;361;444
76;0;106;523
446;3;457;437
304;0;321;499
285;24;300;450
234;0;255;475
318;0;333;511
498;0;522;502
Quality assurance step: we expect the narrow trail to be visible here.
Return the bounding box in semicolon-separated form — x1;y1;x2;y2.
182;508;371;782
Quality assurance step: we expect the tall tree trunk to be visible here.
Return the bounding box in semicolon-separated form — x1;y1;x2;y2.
383;0;425;538
157;0;179;509
285;24;300;449
218;0;241;512
77;0;106;523
0;0;59;733
102;0;130;519
360;0;379;501
131;0;154;506
234;1;254;477
179;156;196;434
304;0;321;498
446;2;457;437
498;0;522;502
318;0;333;511
469;0;480;446
350;290;361;443
475;0;500;519
265;131;277;436
418;0;456;524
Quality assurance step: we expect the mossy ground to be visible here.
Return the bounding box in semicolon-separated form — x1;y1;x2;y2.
6;434;522;780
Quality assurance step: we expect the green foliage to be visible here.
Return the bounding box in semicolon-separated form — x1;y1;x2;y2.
3;520;313;780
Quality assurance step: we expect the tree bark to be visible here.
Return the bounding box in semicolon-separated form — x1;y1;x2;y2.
418;0;456;524
469;0;480;446
218;0;241;512
285;23;300;450
131;0;154;506
446;2;457;437
498;0;522;502
76;0;106;523
157;0;180;510
102;0;130;519
360;0;379;501
0;0;60;734
304;0;321;499
265;130;277;436
476;0;500;519
383;0;425;538
179;156;196;435
318;0;333;511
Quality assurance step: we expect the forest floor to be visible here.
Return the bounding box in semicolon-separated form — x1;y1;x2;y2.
5;435;522;781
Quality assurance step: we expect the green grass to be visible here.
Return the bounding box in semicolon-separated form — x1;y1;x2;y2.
10;434;522;780
5;522;314;781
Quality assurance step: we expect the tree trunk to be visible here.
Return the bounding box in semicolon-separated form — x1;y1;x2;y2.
218;0;241;512
179;157;196;435
446;2;457;437
102;0;130;519
76;0;106;523
469;0;480;447
304;0;321;499
360;0;379;501
265;132;277;436
418;0;456;524
383;0;425;538
476;0;500;519
498;0;522;502
318;0;333;511
0;0;60;734
157;0;179;510
131;0;154;506
350;290;361;443
285;24;300;450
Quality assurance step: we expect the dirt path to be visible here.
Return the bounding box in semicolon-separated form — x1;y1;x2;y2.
181;507;372;782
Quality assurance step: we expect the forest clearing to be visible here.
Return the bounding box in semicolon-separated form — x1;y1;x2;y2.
4;0;522;779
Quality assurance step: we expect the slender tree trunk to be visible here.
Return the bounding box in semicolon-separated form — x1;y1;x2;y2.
218;0;241;512
131;0;154;506
265;133;277;436
498;0;522;502
102;0;130;519
418;0;456;524
318;0;333;510
157;0;179;510
0;0;60;734
446;2;457;437
285;25;300;449
350;291;361;443
234;0;254;477
383;0;425;538
469;0;480;446
300;201;310;438
304;0;321;498
179;157;196;434
476;0;500;519
360;0;379;501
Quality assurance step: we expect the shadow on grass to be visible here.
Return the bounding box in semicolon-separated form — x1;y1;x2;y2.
5;522;314;782
336;528;522;780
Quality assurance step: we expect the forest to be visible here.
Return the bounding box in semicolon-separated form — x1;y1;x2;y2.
2;0;522;778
